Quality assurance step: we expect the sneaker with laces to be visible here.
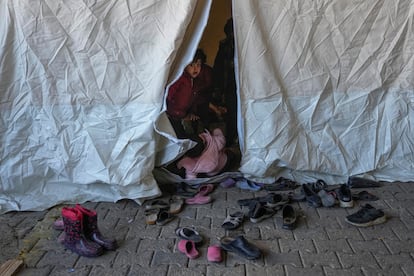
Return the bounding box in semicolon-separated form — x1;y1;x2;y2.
345;204;386;227
336;184;354;208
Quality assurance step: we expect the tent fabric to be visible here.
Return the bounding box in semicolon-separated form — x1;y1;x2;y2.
234;0;414;184
0;0;210;213
1;0;414;213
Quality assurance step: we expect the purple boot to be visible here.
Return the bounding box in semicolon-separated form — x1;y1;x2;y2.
61;207;103;257
76;204;118;250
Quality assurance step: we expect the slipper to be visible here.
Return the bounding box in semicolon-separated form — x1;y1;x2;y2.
169;196;184;214
197;184;215;196
352;191;379;201
236;179;262;191
221;211;244;230
220;178;236;188
207;245;222;262
155;210;175;226
220;235;261;260
145;209;160;225
177;239;199;259
145;199;169;210
175;227;203;244
185;195;212;205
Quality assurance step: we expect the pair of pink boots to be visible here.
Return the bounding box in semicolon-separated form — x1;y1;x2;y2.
177;240;222;262
54;204;117;257
185;184;214;205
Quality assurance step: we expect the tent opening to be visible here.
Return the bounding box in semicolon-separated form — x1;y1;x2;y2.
156;0;242;184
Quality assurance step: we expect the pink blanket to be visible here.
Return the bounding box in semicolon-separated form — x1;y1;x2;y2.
177;128;228;179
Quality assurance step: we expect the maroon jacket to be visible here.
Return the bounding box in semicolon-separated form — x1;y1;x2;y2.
166;71;194;119
191;64;213;114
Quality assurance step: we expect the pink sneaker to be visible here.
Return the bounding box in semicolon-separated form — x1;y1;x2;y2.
178;239;199;259
207;245;222;263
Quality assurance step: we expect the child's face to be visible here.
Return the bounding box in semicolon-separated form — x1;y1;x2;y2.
185;59;202;78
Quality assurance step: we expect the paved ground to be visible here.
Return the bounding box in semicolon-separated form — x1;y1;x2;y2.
1;180;414;276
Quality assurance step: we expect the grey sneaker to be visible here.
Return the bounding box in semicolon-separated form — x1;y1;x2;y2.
345;204;386;227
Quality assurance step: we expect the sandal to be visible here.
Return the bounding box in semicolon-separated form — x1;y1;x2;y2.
156;209;175;226
145;199;169;210
169;196;184;214
145;209;160;225
221;211;244;230
175;227;203;244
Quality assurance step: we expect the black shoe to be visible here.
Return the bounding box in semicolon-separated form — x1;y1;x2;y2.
345;204;386;227
302;184;322;207
220;235;262;260
336;184;354;208
248;201;276;223
310;179;328;193
282;204;297;230
347;177;381;188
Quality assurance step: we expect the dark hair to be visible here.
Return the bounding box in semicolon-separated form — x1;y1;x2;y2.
193;48;206;64
224;18;233;36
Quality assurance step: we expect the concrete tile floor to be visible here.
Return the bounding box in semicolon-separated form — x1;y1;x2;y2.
1;181;414;276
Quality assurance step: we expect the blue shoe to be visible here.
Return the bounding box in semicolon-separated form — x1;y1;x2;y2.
236;179;262;191
220;235;261;260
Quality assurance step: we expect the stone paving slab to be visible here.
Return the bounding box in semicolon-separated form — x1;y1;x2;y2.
1;181;414;275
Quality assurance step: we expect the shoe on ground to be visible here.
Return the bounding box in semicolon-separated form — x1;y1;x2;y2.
175;227;203;244
155;210;175;226
288;186;306;202
336;184;354;208
177;239;199;259
207;245;222;262
302;184;322;207
220;235;261;260
282;204;297;230
222;211;244;230
345;204;386;227
317;189;336;207
248;201;276;223
347;176;381;188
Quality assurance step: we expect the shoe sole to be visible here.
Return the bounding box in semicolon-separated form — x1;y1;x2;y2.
339;199;354;208
345;215;387;227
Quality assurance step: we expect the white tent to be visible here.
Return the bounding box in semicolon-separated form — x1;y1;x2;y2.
1;0;413;213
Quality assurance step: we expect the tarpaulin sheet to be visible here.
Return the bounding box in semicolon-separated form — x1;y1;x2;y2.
234;0;414;183
0;0;211;213
1;0;414;213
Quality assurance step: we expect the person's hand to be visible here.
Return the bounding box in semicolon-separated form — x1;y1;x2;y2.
209;104;227;116
217;106;227;115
